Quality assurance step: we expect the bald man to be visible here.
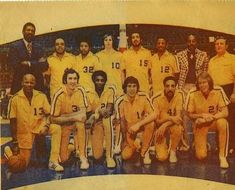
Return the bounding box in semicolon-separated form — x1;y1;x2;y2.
5;74;63;172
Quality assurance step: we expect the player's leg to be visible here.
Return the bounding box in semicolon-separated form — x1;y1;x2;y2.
155;132;168;162
121;132;136;160
19;149;31;166
193;124;209;160
216;118;229;168
141;122;155;164
91;121;104;160
60;126;73;163
114;121;122;155
76;121;89;169
169;124;182;163
103;116;116;168
48;123;63;171
180;114;190;151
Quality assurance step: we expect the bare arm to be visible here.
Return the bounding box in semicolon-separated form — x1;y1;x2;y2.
158;109;182;126
188;112;203;121
213;106;228;120
50;108;86;125
97;103;114;119
128;111;157;134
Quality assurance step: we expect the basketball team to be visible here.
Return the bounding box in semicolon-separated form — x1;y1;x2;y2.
4;22;235;172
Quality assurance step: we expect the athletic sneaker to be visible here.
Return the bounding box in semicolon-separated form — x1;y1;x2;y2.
143;151;151;165
4;146;13;160
169;150;177;163
87;147;93;157
134;138;141;151
106;157;116;168
80;156;89;170
113;146;121;155
219;156;229;169
48;161;64;172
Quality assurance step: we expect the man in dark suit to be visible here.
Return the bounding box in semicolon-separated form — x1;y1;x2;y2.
8;22;48;94
8;22;48;160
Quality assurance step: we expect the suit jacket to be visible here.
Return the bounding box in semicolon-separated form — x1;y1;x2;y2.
176;48;208;89
8;39;48;94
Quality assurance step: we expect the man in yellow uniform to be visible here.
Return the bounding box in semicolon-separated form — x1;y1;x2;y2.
5;74;63;172
185;72;230;168
74;38;101;92
151;76;183;163
115;76;155;164
208;36;235;156
96;33;124;97
150;37;179;95
86;70;116;168
123;31;152;95
46;38;76;100
96;33;125;155
50;68;89;170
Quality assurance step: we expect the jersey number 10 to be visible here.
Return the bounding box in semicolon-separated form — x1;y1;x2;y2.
112;62;120;69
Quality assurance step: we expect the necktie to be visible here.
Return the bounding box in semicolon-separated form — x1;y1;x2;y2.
27;43;32;55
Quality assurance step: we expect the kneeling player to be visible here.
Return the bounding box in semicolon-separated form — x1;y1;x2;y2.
5;74;63;172
86;70;116;168
152;76;183;163
115;76;155;164
185;72;229;168
50;68;89;170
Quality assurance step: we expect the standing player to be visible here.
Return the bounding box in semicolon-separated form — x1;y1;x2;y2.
96;33;124;96
50;68;89;169
208;36;235;156
150;36;179;95
123;31;152;95
151;76;183;163
185;72;229;168
74;37;101;92
5;74;63;172
86;70;116;168
96;33;124;155
115;76;155;164
46;38;76;100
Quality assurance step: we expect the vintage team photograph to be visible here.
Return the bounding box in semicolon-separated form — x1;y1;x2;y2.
0;2;235;190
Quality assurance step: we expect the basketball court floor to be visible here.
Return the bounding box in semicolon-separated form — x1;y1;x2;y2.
1;120;235;190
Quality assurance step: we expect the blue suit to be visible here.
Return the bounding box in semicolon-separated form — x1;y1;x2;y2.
8;39;48;94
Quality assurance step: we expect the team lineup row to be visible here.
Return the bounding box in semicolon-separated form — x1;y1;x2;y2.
4;22;235;173
5;69;230;173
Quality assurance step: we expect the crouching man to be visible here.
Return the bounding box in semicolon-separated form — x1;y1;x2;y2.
185;72;230;168
5;74;62;172
50;68;89;170
115;76;155;164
